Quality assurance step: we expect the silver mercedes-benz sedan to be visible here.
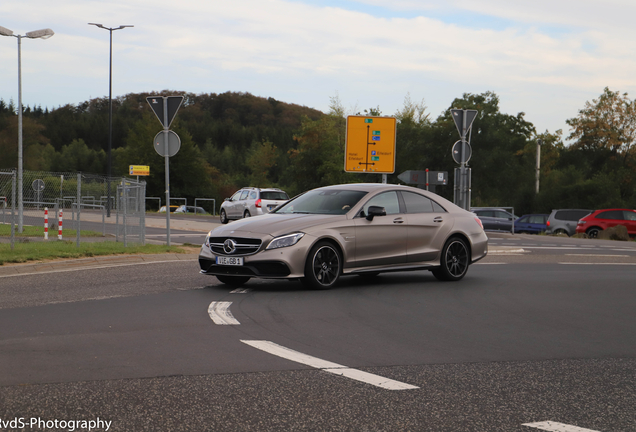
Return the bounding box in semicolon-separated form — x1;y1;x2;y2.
199;183;488;289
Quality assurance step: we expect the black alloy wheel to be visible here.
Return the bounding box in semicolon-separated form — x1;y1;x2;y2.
220;209;228;224
303;241;342;289
432;237;470;281
216;275;251;286
586;227;601;238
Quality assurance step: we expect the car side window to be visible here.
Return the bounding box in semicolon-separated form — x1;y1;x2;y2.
230;191;242;201
476;210;493;217
518;216;528;223
401;191;434;213
494;211;511;219
624;211;636;221
362;191;400;216
431;201;446;212
239;190;249;200
596;211;622;220
528;215;543;224
250;191;257;199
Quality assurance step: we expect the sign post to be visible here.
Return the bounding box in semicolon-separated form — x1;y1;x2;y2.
450;109;477;210
345;116;396;183
147;95;184;246
397;169;448;193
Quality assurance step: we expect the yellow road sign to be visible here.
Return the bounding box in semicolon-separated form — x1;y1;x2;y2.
345;116;396;173
129;165;150;176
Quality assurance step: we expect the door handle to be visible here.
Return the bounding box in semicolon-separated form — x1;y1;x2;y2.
393;218;404;224
434;217;443;223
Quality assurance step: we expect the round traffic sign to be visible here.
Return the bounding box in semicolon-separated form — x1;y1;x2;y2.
452;140;472;164
32;179;45;192
153;130;181;157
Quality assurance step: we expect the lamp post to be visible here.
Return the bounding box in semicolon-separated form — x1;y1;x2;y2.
0;26;54;233
88;23;133;217
536;139;543;194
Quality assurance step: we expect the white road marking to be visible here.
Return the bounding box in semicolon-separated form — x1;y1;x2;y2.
241;340;419;391
230;288;251;294
565;254;629;257
488;249;528;254
0;259;190;279
208;301;240;325
559;262;636;266
522;420;601;431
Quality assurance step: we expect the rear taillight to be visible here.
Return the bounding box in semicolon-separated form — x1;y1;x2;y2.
546;220;550;227
474;217;483;230
255;199;261;208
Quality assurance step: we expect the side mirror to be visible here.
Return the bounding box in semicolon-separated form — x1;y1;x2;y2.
366;206;386;221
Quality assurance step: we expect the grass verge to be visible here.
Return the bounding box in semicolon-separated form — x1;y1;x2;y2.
0;240;193;266
0;225;104;238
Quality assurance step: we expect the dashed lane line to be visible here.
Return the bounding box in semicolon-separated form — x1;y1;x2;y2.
241;340;419;391
208;301;240;325
230;288;251;294
559;262;636;266
522;420;601;431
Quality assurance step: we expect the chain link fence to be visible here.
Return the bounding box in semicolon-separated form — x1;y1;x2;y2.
0;170;145;247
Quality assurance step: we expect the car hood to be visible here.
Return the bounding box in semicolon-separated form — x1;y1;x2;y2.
210;213;347;238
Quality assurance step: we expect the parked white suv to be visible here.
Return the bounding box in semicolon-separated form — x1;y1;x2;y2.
219;187;289;224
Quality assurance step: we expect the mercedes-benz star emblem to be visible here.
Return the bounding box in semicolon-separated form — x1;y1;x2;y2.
223;239;237;254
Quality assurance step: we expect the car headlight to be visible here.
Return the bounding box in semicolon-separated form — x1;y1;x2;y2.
266;233;305;250
204;233;212;247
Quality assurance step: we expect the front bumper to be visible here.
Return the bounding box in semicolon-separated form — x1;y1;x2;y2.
198;236;313;279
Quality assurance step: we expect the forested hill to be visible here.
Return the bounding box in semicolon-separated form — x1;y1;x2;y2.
0;91;326;201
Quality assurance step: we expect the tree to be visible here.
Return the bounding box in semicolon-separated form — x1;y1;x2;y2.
567;87;636;163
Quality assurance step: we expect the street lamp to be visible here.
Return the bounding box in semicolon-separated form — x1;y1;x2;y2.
88;23;133;217
536;139;543;194
0;25;54;233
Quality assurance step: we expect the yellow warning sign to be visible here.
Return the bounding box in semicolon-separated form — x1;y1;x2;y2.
129;165;150;176
345;116;396;173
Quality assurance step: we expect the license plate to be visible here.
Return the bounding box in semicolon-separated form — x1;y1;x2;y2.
216;256;243;266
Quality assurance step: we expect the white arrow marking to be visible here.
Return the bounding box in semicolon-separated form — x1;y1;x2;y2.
522;421;601;432
208;301;240;325
241;340;418;391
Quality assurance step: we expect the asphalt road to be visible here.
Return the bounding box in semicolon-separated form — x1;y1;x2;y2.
1;234;635;431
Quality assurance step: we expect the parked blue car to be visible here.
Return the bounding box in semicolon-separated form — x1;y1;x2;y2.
514;214;549;234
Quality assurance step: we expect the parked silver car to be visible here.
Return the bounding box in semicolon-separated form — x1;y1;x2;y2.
219;187;289;224
545;209;593;236
200;183;489;289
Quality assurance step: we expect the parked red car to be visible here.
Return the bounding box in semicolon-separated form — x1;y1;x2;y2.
575;208;636;238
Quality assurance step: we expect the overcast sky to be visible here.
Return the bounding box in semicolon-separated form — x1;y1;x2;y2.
1;0;635;140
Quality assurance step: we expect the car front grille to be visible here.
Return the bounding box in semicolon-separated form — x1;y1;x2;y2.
209;237;262;256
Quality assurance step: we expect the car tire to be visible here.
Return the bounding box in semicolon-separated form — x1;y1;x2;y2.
586;227;601;238
302;241;342;290
220;209;228;224
432;237;470;282
244;210;251;218
216;275;250;286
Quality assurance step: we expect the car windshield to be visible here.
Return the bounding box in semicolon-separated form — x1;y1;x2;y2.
274;189;368;215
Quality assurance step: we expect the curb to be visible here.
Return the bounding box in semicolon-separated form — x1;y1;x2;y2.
0;253;199;277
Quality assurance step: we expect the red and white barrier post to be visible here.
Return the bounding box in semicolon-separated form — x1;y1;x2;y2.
44;207;49;240
58;209;63;240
